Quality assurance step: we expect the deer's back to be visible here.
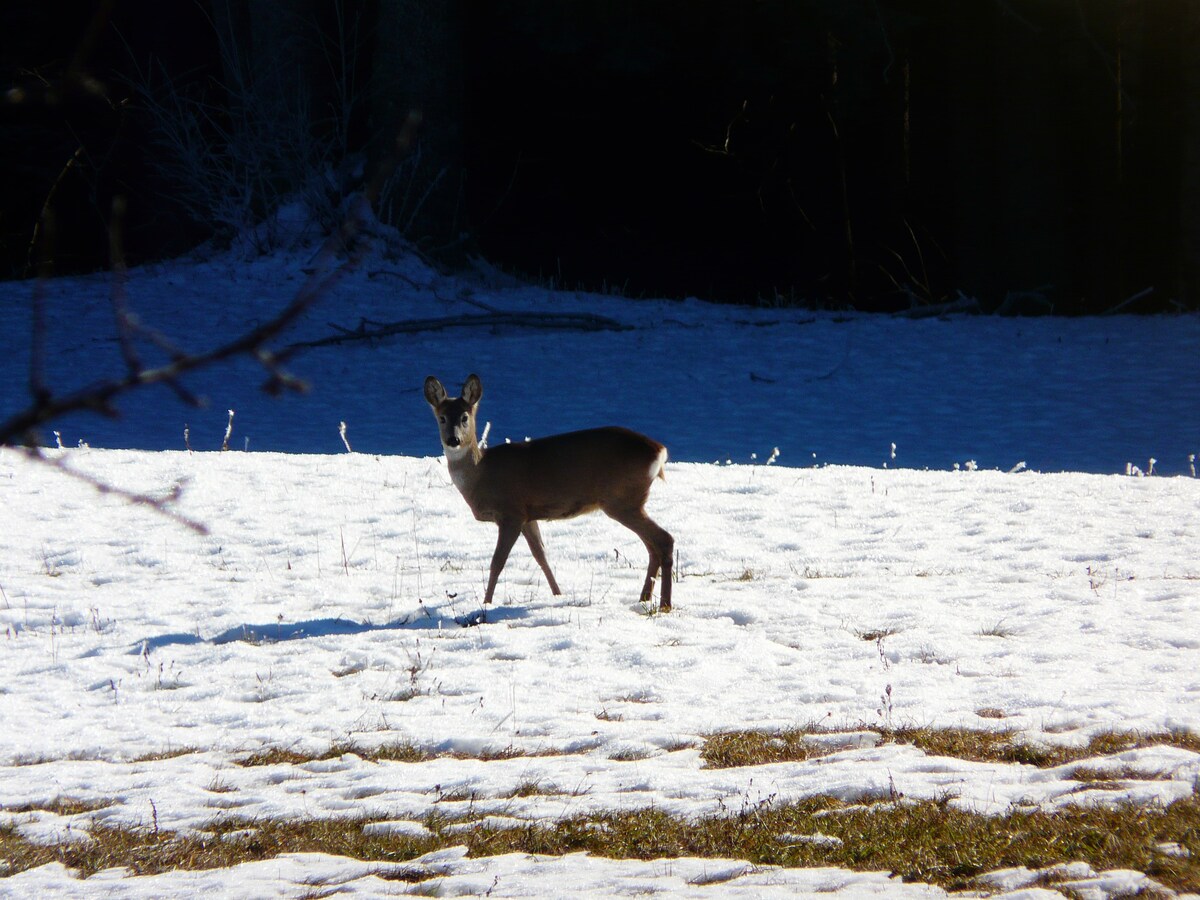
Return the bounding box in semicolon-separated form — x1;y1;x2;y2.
472;427;665;522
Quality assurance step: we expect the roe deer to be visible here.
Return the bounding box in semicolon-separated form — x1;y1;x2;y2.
424;374;674;611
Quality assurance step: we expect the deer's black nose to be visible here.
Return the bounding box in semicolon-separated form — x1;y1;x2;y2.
446;436;460;447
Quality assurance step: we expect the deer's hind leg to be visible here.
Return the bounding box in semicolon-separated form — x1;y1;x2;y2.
522;521;562;596
608;508;674;612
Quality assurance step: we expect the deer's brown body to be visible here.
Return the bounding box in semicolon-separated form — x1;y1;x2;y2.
424;374;674;611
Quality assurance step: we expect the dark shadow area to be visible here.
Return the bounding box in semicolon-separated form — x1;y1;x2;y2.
0;1;219;275
130;606;527;653
463;1;1195;312
3;1;1197;312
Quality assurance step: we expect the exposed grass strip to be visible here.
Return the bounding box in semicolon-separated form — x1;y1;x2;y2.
3;798;113;816
466;793;1200;892
701;726;1200;770
14;741;574;770
235;742;433;768
235;740;574;768
31;728;1195;772
0;816;439;882
2;793;1197;891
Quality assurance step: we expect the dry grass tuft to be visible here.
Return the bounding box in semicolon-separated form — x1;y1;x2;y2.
702;726;1200;771
701;730;823;769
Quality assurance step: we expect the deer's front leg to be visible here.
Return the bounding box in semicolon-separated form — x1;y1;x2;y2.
484;520;523;604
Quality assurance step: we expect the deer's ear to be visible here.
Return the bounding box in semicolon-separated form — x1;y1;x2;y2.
424;376;447;407
462;374;483;406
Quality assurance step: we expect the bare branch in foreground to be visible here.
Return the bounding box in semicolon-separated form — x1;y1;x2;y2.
5;12;421;533
1;192;376;534
0;193;376;448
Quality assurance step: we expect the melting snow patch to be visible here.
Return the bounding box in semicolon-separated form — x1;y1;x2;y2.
444;815;529;834
361;819;433;838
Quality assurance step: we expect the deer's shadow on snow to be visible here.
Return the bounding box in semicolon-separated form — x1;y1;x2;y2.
131;605;527;654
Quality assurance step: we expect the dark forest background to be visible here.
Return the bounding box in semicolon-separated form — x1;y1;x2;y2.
2;0;1198;314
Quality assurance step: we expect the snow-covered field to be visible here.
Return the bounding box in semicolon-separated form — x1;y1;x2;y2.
1;239;1198;896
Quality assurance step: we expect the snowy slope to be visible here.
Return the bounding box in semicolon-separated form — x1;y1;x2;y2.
1;243;1196;474
1;241;1199;896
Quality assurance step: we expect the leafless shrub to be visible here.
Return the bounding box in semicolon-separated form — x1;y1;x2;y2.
376;142;448;239
126;2;366;250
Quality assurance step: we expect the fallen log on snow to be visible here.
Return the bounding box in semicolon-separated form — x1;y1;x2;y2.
290;311;633;349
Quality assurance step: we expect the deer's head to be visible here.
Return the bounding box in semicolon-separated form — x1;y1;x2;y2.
424;374;482;456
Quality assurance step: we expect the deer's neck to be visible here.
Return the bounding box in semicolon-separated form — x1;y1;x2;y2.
444;439;484;497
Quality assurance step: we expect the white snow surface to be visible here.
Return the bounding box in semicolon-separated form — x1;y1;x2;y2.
1;240;1199;896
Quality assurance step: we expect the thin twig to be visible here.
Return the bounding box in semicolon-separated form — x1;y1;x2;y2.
21;447;209;534
1103;286;1154;316
26;148;83;277
893;296;981;319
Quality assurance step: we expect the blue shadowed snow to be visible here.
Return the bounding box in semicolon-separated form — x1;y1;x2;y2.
1;245;1196;474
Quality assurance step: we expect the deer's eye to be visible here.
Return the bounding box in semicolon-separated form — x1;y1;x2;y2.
438;415;446;424
459;414;469;426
